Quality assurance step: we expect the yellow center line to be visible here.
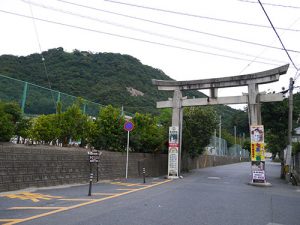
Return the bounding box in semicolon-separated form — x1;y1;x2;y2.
92;193;116;196
0;220;23;222
9;207;66;210
116;188;139;191
110;182;148;187
58;198;96;201
3;179;172;225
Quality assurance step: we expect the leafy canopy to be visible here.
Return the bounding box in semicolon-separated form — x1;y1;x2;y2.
182;106;218;157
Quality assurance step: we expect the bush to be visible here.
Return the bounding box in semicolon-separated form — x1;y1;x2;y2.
0;113;15;141
0;101;22;142
293;142;300;155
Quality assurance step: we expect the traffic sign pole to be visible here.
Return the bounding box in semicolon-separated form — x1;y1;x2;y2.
124;121;134;180
126;130;129;179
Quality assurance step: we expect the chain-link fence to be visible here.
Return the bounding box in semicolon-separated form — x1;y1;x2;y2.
0;74;131;117
206;136;249;158
228;144;249;158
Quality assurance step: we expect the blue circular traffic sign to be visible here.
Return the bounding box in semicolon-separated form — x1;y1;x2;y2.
124;121;134;132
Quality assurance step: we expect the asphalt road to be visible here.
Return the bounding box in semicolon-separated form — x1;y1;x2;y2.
1;161;299;225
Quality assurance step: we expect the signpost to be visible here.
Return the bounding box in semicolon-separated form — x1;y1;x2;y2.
87;151;101;196
168;126;179;178
124;121;134;179
250;125;266;183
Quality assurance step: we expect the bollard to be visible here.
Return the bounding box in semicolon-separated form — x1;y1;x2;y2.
143;167;146;184
88;172;93;196
97;162;99;182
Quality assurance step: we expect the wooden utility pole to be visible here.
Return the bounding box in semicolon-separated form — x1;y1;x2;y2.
285;77;294;179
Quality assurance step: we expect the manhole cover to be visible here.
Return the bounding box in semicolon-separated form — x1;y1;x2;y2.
207;177;221;180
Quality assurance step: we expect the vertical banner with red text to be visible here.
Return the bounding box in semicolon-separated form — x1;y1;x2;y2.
250;125;266;183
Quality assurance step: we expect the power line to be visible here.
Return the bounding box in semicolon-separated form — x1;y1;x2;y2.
239;0;300;9
55;0;300;54
27;1;57;108
0;9;283;66
258;0;299;71
103;0;300;33
24;0;287;64
238;11;300;75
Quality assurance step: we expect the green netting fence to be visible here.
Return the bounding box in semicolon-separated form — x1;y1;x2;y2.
0;74;132;117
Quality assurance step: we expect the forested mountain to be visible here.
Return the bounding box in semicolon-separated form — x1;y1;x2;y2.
0;47;245;133
0;47;208;115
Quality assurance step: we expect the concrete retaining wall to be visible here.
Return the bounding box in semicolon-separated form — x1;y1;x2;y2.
0;143;246;192
187;155;248;170
294;152;300;183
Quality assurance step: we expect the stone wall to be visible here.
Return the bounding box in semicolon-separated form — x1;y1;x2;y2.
0;143;167;192
0;143;246;192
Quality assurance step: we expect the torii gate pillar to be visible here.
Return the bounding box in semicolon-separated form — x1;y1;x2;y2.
153;64;289;182
248;83;261;125
171;89;183;177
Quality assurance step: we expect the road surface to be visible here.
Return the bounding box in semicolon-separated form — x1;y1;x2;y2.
1;161;299;225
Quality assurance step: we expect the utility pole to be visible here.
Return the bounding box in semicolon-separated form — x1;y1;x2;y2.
286;77;294;179
234;126;237;145
219;116;222;155
234;126;237;155
214;129;217;154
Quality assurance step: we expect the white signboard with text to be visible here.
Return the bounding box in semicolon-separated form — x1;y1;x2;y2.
168;126;179;178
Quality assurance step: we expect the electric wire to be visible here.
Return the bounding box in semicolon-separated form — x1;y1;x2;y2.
238;15;300;74
23;0;287;64
103;0;300;32
27;2;57;108
258;0;299;71
54;0;300;54
0;9;285;67
239;0;300;9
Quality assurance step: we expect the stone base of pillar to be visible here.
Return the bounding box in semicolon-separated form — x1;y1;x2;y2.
248;181;272;187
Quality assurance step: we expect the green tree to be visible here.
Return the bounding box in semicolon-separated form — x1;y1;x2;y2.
15;117;32;144
0;111;14;142
231;109;249;136
221;129;235;147
29;114;61;144
261;101;289;159
80;116;96;148
58;100;89;146
92;105;126;151
131;113;165;153
182;107;218;158
0;101;22;142
293;142;300;154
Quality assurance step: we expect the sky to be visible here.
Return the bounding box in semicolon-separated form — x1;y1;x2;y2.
0;0;300;110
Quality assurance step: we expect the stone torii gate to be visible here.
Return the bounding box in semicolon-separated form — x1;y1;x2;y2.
152;64;289;183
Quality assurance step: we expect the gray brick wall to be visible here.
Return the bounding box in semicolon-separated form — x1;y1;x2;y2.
0;143;168;192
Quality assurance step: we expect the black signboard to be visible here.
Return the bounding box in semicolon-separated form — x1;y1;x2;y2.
88;151;100;163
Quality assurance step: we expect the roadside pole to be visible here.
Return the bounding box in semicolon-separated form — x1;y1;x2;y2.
126;130;129;179
87;151;101;196
124;121;134;180
286;78;294;180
